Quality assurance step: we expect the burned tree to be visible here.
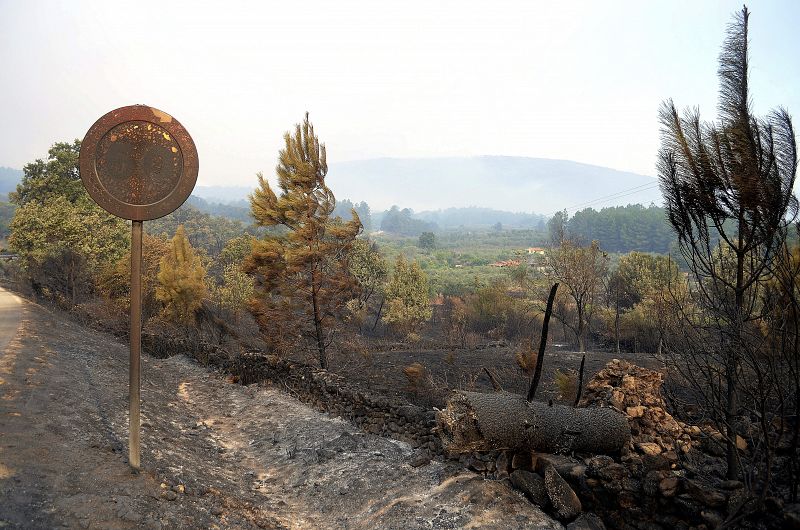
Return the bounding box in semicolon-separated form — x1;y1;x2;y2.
658;6;797;480
437;391;630;455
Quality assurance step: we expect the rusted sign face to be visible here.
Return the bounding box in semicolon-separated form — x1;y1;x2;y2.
79;105;198;221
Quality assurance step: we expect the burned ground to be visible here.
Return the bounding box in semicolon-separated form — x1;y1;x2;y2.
0;292;560;529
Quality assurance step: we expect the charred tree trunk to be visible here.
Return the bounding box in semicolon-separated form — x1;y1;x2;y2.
372;297;385;332
527;283;558;401
577;302;586;352
437;391;630;455
574;354;586;407
310;275;327;369
483;367;503;392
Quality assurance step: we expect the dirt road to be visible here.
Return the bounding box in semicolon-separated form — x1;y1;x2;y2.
0;290;560;529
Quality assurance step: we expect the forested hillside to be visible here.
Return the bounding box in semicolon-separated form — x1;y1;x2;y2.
565;204;673;253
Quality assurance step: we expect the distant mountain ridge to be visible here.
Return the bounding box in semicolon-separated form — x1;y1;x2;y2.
193;185;254;204
194;156;662;215
326;156;662;214
0;167;23;196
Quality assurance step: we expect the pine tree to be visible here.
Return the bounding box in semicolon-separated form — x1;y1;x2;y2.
214;264;254;324
658;6;797;480
244;113;361;369
156;225;207;325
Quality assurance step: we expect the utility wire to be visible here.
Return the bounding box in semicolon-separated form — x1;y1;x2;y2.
543;181;661;217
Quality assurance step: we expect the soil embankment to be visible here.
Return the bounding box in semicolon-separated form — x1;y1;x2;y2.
0;289;560;529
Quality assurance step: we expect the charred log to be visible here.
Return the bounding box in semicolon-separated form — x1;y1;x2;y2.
437;391;630;454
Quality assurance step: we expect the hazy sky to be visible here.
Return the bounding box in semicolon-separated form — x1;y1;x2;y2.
1;1;798;189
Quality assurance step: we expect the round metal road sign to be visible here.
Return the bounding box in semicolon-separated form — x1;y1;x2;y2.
79;105;198;221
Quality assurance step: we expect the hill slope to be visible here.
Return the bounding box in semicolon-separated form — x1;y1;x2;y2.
327;156;662;213
0;167;22;195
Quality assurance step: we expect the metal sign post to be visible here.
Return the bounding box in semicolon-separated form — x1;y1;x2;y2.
79;105;198;472
129;220;143;469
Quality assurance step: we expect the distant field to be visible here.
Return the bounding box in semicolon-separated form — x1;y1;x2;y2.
373;229;548;295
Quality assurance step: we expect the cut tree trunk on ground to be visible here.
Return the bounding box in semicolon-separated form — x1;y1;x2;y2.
437;391;630;454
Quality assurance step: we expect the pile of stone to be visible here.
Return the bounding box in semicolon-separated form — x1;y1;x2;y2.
579;359;699;460
455;359;764;528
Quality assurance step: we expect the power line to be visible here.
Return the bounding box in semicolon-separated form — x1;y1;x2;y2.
558;182;658;211
543;182;661;217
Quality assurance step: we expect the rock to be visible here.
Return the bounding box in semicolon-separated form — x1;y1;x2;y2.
643;470;668;496
727;485;749;514
684;479;726;508
626;406;646;418
544;464;582;521
635;442;662;456
685;425;702;436
659;477;679;497
510;469;549;508
641;454;670;471
765;496;783;511
609;390;625;409
566;512;606;530
468;457;488;473
700;510;724;527
511;452;532;471
409;452;431;468
585;455;614;477
617;491;638;510
621;375;637;391
533;453;582;478
784;504;800;530
495;452;510;478
594;463;628;484
701;436;726;457
562;464;587;484
161;490;178;501
211;505;224;516
624;395;641;408
719;480;743;490
674;494;703;517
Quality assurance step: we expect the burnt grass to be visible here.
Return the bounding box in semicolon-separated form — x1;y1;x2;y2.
309;339;667;411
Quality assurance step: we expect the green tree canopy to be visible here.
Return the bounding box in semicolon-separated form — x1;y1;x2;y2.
418;231;436;250
10;141;85;207
383;254;432;335
348;239;388;306
8;141;128;302
545;239;608;351
213;263;254;323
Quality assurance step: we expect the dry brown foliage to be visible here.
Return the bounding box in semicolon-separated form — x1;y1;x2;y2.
402;362;427;390
515;344;538;375
554;369;578;402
